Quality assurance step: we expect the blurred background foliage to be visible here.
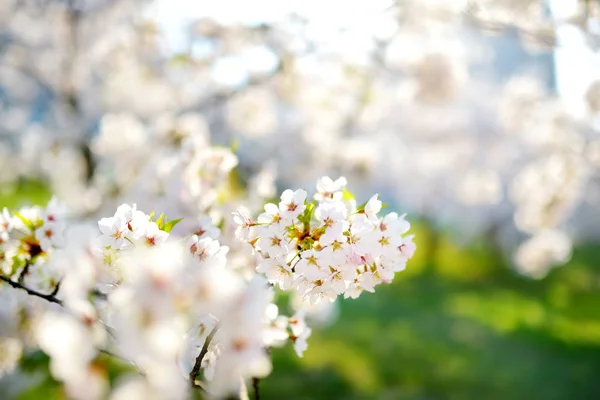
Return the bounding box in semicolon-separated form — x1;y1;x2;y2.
264;229;600;399
4;184;600;400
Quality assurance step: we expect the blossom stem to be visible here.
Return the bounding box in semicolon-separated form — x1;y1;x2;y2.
0;275;63;306
189;323;220;386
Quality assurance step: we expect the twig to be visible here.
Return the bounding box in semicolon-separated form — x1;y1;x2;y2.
18;260;30;285
0;275;63;306
99;348;146;376
252;377;261;400
50;281;61;296
0;274;150;381
189;323;220;386
91;288;108;300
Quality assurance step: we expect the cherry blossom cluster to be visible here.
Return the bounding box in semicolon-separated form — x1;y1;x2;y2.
0;198;68;293
3;200;311;399
234;176;416;303
0;176;416;399
94;204;286;397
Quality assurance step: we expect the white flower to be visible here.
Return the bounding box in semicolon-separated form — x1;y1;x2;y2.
345;272;377;299
373;224;403;258
379;212;410;236
0;208;14;242
257;203;284;226
262;303;289;347
190;216;220;239
293;326;312;357
289;310;312;357
34;221;66;251
187;235;229;267
315;201;349;245
348;214;377;256
42;197;68;223
257;257;293;290
114;203;150;241
364;194;382;223
314;176;347;201
141;221;169;247
278;189;307;222
304;282;339;304
98;215;128;249
400;235;417;259
232;207;256;241
295;249;328;281
256;226;290;257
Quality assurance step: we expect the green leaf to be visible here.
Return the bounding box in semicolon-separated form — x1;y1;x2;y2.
298;201;316;229
217;217;225;232
285;224;302;240
356;200;368;213
9;254;25;277
149;210;155;220
230;138;240;153
163;217;183;233
14;212;35;231
342;188;355;201
156;213;165;230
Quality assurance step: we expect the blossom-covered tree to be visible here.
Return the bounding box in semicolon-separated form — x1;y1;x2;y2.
2;0;600;396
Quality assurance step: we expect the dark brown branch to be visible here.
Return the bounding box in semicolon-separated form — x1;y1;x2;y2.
252;377;261;400
1;275;146;377
189;323;220;386
0;275;63;306
50;281;61;297
18;260;30;285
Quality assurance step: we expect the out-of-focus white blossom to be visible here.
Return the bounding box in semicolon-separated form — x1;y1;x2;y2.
36;311;107;400
0;338;23;378
514;230;573;278
227;88;278;137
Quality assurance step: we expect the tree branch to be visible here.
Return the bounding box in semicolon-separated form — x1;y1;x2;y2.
50;281;61;297
189;323;220;386
18;260;31;285
252;377;261;400
0;275;63;306
1;267;153;382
